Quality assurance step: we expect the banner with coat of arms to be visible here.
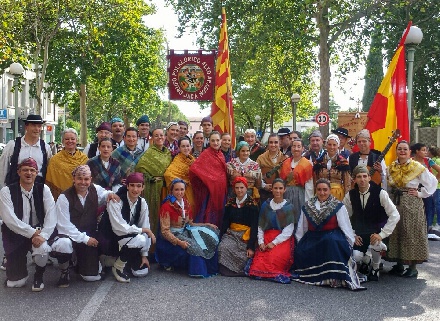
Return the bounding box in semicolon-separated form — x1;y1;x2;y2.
168;50;216;101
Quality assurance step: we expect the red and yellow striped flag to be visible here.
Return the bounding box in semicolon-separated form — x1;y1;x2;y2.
211;7;236;148
364;22;411;165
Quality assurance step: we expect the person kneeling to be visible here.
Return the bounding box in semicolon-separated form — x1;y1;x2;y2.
156;178;220;277
0;158;56;291
107;173;155;283
51;165;119;287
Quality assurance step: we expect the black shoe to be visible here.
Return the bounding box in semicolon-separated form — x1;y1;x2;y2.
388;264;405;276
368;268;380;282
358;263;370;275
402;268;418;278
0;256;6;271
32;266;45;292
112;267;130;283
57;270;70;288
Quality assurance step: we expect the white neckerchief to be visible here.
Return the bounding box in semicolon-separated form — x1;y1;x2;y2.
21;185;35;225
127;193;139;221
102;159;110;169
270;199;287;210
77;190;89;206
176;198;185;218
235;194;248;208
359;184;370;209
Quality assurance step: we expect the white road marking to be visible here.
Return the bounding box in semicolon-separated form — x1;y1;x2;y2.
76;281;114;321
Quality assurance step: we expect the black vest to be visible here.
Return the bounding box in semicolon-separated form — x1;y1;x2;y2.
5;138;48;186
87;143;99;158
63;184;98;234
348;150;381;173
115;186;142;240
349;183;389;235
1;182;45;255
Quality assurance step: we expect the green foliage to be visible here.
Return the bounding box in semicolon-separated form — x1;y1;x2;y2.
301;126;319;147
362;27;384;112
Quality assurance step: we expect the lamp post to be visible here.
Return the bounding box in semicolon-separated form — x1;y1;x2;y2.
405;26;423;141
255;114;261;139
9;63;24;138
291;93;300;132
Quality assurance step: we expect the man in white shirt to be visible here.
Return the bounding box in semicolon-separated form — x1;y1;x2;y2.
136;115;151;152
107;172;155;282
51;165;119;287
343;165;400;281
0;158;56;291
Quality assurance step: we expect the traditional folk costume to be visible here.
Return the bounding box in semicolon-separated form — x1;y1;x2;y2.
52;181;113;284
189;147;228;227
45;149;88;200
246;199;295;284
219;192;259;276
111;144;143;178
221;148;236;164
386;159;437;265
348;150;387;188
294;195;363;290
312;152;351;201
87;155;122;192
249;142;266;162
164;138;180;159
156;188;219;277
135;145;172;243
227;157;262;201
107;181;151;282
343;166;400;281
164;152;196;214
0;159;56;291
256;150;287;204
279;156;314;217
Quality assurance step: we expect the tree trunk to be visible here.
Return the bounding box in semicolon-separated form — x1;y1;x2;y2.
79;83;88;147
317;2;330;138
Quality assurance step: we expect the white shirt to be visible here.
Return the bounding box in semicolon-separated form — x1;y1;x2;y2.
0;136;53;188
107;193;151;256
0;184;56;240
137;137;150;153
257;199;295;246
56;184;111;244
348;155;388;190
296;200;355;246
343;184;400;239
83;143;99;158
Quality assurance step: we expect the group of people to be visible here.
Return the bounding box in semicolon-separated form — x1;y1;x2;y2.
0;113;437;293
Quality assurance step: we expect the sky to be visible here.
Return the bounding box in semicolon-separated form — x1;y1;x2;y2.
147;0;366;117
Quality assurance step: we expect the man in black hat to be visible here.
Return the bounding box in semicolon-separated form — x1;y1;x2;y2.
277;127;292;157
331;127;352;159
0;114;53;270
0;115;52;189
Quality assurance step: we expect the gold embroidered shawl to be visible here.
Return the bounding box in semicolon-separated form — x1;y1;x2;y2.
388;159;425;188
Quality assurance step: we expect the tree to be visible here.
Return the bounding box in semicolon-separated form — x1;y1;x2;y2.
362;27;384;112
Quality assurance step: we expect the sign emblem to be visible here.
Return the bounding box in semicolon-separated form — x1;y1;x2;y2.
315;112;330;126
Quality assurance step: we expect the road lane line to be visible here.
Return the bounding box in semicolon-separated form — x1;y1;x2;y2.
76;281;114;321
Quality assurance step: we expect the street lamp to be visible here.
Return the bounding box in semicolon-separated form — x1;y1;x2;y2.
255;114;261;139
9;62;24;138
405;26;423;141
291;93;300;132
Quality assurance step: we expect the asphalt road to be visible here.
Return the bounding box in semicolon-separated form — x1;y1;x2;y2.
0;240;439;321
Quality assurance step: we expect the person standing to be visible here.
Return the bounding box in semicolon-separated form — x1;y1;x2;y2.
136;115;151;153
45;128;88;200
164;122;180;158
200;116;213;149
244;129;265;161
0;114;52;189
83;122;112;158
303;130;325;164
110;117;125;149
387;141;437;278
277;128;292;157
0;158;56;291
191;131;204;158
111;127;143;179
331;127;352;159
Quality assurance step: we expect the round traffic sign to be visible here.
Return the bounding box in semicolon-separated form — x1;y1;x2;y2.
315;112;330;126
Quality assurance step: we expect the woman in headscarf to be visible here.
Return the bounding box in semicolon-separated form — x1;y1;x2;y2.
294;178;364;290
387;140;437;278
226;141;262;202
218;177;259;276
87;137;122;192
45;128;88;200
164;137;196;213
256;133;287;204
312;134;351;201
279;138;313;217
189;131;228;227
246;179;296;284
155;178;219;277
135;128;172;247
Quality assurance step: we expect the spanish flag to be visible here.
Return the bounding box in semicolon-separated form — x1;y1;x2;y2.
211;7;236;148
365;22;411;165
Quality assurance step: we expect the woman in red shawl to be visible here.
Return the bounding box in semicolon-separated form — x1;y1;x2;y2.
189;131;228;227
